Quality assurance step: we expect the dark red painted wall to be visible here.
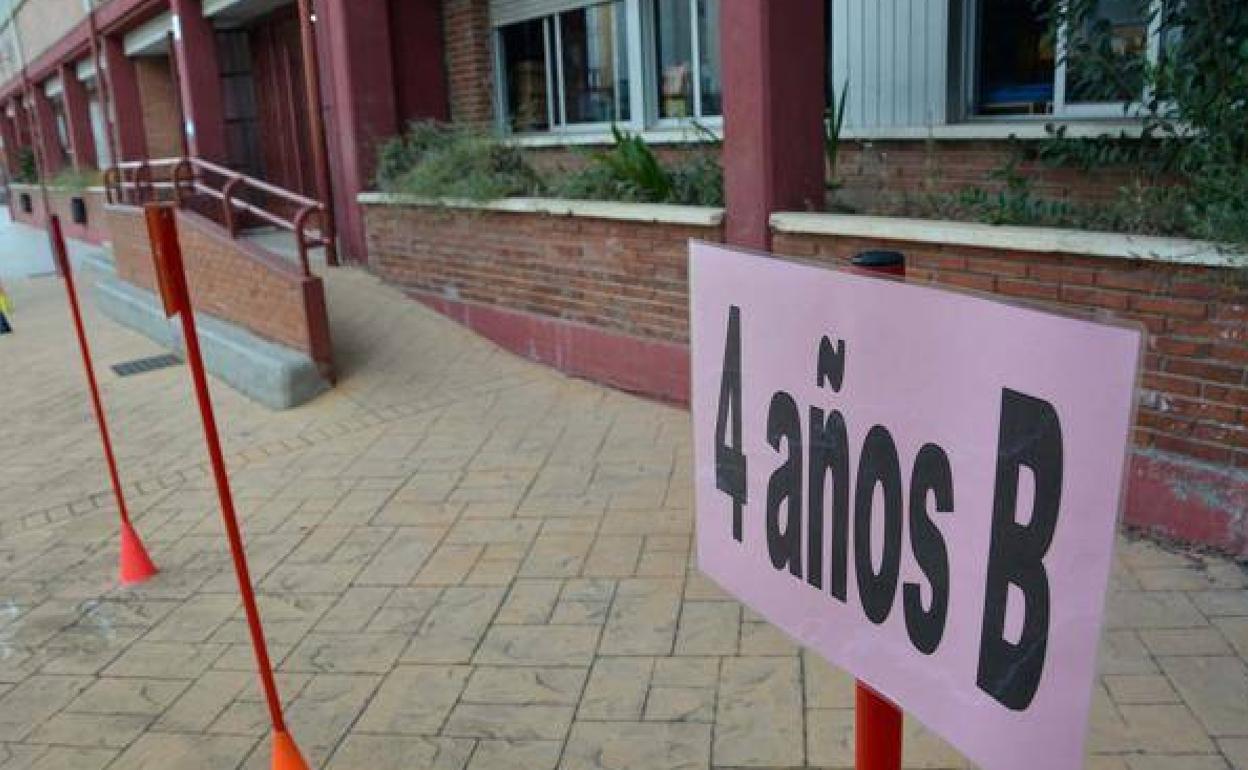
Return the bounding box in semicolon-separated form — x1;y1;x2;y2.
390;0;450;124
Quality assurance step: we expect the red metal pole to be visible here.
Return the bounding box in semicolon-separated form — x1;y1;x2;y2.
295;0;339;266
143;205;308;770
49;215;157;584
851;248;906;770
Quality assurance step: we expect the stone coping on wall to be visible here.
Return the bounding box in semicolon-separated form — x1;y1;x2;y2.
8;183;107;194
357;192;725;227
770;212;1244;269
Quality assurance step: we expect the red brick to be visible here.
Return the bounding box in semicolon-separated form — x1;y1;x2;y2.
1131;295;1209;319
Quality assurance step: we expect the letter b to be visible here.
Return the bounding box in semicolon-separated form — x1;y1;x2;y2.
977;389;1063;711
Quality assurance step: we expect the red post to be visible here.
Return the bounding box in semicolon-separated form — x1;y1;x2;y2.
851;248;906;770
142;204;310;770
48;215;158;585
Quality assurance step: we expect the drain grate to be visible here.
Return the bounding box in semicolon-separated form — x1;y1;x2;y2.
112;353;182;377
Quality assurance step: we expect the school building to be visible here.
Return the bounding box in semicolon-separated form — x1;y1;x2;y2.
0;0;1244;554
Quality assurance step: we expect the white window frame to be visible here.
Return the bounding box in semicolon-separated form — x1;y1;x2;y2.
494;0;644;138
647;0;724;130
492;0;723;139
962;0;1165;122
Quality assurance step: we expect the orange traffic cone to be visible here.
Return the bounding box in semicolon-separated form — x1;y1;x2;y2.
118;520;158;585
272;730;311;770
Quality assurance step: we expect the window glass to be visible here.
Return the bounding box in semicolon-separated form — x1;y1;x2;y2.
559;2;629;124
1065;0;1149;104
500;18;550;132
975;0;1055;115
654;0;693;118
696;0;721;115
654;0;721;119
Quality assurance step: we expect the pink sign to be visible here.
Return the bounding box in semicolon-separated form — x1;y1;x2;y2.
690;242;1142;770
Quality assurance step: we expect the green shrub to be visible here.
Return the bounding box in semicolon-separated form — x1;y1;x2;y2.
50;167;102;192
375;121;543;201
374;121;724;207
12;146;38;184
1034;0;1248;260
552;125;723;206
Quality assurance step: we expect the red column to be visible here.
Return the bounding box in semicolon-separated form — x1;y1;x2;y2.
60;64;98;170
31;86;65;176
720;0;826;250
318;0;400;263
103;36;148;162
169;0;227;161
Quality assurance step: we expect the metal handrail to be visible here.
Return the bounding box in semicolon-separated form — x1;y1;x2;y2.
105;156;324;277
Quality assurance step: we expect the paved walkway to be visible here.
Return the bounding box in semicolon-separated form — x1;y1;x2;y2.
0;212;1245;769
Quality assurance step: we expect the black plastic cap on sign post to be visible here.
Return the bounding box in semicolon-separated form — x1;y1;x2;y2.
852;250;905;278
852;250;905;269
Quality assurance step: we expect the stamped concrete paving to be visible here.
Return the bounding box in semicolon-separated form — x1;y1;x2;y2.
1;218;1246;769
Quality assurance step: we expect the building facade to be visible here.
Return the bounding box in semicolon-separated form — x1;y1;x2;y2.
0;0;1244;556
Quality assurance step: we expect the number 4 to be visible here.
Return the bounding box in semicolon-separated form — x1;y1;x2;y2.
715;306;748;541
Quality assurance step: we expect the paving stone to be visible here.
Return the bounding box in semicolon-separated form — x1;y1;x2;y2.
1190;591;1248;618
804;649;857;708
26;747;118;770
644;686;715;722
144;595;240;642
520;534;595;578
102;641;226;678
1107;592;1208;630
443;704;574;740
326;735;475;770
109;733;258;770
282;632;408;674
25;712;150;749
401;586;506;664
560;721;710;770
714;656;803;767
674;601;739;656
739;620;801;656
66;677;188;716
414;543;485;585
600;578;682;655
495;580;562;625
652;657;718;689
356;666;471;735
475;625;600;667
1159;656;1248;737
1141;628;1235;657
356;527;443;585
583;536;643;577
365;587;443;634
1104;674;1181;704
577;657;654;720
152;669;253;732
467;739;562;770
1218;737;1248;770
462;667;587;706
0;675;91;741
282;674;382;767
1214;617;1248;659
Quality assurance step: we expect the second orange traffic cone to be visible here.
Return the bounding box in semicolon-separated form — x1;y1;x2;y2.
118;519;158;585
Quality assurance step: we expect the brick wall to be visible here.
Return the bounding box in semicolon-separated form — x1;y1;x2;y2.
835;140;1168;213
365;203;715;343
442;0;494;126
362;201;722;401
134;57;182;160
106;204;334;378
9;185;108;244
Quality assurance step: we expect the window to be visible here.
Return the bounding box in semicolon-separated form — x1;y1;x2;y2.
968;0;1160;118
653;0;721;120
51;98;71;165
493;0;721;135
497;1;629;132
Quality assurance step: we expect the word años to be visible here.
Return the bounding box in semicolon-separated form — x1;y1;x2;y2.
712;306;1064;711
